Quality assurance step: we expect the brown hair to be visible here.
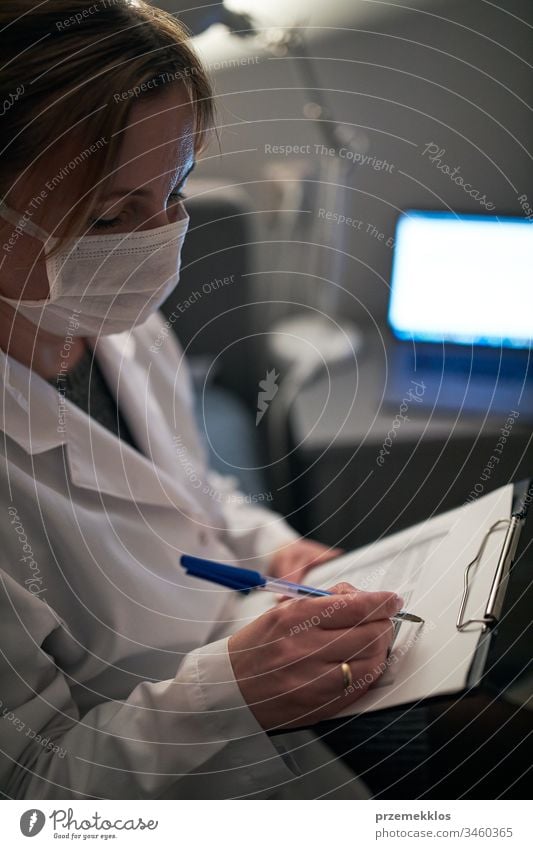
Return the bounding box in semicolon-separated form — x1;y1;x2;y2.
0;0;214;247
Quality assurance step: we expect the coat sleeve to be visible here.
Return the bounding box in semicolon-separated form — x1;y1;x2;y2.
0;569;296;799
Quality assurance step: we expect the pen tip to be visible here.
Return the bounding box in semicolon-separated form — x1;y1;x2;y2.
397;612;424;623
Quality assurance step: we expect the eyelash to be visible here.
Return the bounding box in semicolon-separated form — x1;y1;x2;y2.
90;189;187;230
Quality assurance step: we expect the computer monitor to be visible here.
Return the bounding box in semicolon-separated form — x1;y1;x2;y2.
388;210;533;350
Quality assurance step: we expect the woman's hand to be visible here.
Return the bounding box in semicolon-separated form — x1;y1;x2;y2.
268;538;343;585
228;583;402;730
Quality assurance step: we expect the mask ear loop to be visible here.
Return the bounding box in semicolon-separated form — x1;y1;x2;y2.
0;200;62;307
0;200;54;244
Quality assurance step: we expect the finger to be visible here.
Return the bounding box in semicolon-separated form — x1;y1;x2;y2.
276;576;361;603
278;589;401;633
309;588;403;629
340;655;390;700
305;547;344;566
276;591;304;603
317;654;388;704
316;620;396;662
323;581;359;595
273;564;311;594
280;545;344;572
276;581;359;609
273;555;311;581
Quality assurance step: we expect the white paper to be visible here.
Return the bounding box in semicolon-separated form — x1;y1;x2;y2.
304;484;514;715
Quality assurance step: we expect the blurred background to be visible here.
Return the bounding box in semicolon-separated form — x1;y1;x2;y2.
156;0;533;547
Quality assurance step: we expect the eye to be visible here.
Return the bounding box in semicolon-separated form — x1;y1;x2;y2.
88;205;125;231
88;186;187;231
167;188;187;205
90;215;122;231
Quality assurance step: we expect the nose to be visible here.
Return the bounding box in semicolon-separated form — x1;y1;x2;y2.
173;199;188;222
147;198;187;229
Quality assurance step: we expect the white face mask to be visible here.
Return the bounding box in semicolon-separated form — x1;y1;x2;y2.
0;201;189;337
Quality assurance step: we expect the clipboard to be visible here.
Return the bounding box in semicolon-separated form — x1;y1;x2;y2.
462;478;532;695
287;479;532;721
457;478;532;632
306;481;533;800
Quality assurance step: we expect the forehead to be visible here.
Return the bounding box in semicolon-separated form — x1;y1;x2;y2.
113;82;195;184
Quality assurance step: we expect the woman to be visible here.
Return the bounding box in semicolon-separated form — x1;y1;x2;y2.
0;1;400;799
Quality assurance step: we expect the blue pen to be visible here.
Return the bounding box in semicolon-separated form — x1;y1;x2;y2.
180;554;423;623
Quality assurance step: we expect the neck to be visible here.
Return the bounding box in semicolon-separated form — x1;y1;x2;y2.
0;301;88;379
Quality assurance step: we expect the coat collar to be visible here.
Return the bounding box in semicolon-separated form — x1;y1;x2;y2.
0;315;215;519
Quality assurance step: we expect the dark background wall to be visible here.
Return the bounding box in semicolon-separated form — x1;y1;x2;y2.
169;0;532;330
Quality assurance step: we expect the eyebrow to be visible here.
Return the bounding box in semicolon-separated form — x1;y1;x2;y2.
99;160;196;201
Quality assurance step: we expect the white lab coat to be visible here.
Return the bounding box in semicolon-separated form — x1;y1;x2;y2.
0;310;343;799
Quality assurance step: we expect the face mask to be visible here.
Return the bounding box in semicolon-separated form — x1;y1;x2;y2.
0;201;189;337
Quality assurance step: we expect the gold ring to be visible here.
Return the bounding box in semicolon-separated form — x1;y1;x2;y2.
341;661;352;690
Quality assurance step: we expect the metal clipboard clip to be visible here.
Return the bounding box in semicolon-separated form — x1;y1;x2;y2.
456;515;525;632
